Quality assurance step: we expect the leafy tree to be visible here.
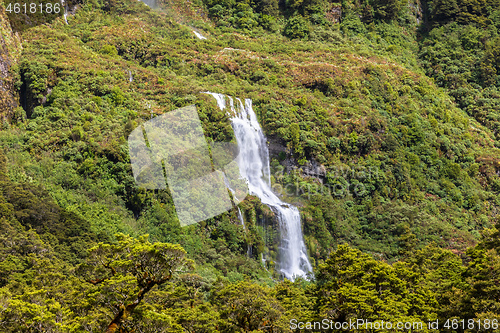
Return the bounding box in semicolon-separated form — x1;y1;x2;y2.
340;12;367;34
481;37;500;86
254;0;280;16
429;0;459;22
77;234;194;333
403;245;468;320
274;279;316;322
212;280;290;332
459;223;500;321
283;14;311;39
316;244;438;329
371;0;402;20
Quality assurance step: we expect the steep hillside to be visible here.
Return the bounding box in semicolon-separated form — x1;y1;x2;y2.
0;3;21;121
4;0;499;263
1;0;500;331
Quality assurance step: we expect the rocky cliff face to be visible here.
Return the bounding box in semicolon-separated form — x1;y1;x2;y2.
0;4;21;121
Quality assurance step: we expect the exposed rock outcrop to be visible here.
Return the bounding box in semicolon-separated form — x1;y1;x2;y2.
409;0;424;25
326;4;342;24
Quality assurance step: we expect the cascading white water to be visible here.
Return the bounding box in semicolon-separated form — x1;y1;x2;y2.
61;0;68;25
193;31;207;40
237;207;246;230
64;6;68;25
205;92;313;280
237;207;253;258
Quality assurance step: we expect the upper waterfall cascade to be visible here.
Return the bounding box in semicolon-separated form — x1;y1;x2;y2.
205;92;313;281
193;31;207;40
61;0;68;25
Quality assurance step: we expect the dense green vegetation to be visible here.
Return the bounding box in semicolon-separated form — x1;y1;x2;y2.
1;0;500;330
2;203;500;331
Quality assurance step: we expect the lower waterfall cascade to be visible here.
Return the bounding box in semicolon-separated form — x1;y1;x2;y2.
205;92;313;281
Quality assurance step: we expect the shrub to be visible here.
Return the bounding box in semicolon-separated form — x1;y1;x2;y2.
340;13;367;35
100;44;118;56
283;15;310;39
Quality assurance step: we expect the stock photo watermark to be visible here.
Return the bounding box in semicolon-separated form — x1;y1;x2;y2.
290;319;425;331
290;318;500;331
128;104;383;226
271;164;383;199
128;105;248;227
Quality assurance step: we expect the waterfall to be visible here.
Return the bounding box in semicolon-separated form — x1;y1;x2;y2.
61;0;68;25
237;207;253;258
128;70;133;83
193;31;207;40
237;207;246;230
205;92;313;281
138;0;158;8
